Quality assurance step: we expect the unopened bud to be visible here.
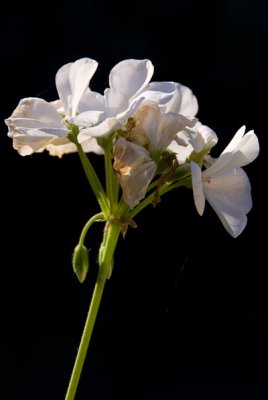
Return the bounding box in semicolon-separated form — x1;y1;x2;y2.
72;244;89;283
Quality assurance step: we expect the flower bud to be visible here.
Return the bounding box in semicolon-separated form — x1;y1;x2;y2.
72;244;89;283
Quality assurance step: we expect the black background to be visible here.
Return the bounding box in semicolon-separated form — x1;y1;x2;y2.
1;1;267;399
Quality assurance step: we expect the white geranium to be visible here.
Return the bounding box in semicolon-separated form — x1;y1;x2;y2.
114;101;195;208
77;59;192;142
168;121;218;164
190;126;259;237
5;58;102;157
114;137;156;209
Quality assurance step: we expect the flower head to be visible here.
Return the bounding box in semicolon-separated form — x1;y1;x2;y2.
5;58;102;157
190;126;259;237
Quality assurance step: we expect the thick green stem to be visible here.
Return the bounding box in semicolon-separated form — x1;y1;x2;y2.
65;221;121;400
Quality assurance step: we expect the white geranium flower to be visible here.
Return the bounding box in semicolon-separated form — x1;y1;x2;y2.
168;121;218;164
190;126;259;237
114;101;195;208
77;59;184;142
5;58;102;157
114;137;156;209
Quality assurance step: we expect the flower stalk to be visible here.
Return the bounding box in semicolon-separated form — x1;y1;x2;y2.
65;220;121;400
75;140;110;218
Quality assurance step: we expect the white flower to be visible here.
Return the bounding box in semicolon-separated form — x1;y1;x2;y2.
165;84;213;164
5;58;102;157
168;121;218;164
114;137;156;209
77;59;187;142
190;126;259;237
114;101;195;208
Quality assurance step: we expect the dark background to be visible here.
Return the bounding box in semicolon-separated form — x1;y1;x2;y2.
1;0;267;399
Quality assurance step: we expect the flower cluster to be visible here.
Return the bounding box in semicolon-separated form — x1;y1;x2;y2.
6;57;259;240
5;57;260;400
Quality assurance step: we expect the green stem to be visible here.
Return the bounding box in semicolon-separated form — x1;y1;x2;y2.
76;141;110;218
129;178;191;219
104;147;119;214
65;221;121;400
79;212;105;245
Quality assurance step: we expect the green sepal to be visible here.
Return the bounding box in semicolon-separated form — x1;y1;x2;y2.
97;129;122;150
188;147;211;165
170;163;191;181
73;244;89;283
67;124;80;143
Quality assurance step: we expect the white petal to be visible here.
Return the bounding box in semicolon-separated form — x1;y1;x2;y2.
114;137;151;167
42;136;102;158
12;134;55;155
7;117;56;130
168;140;193;164
223;129;259;168
73;110;105;127
55;63;72;113
203;168;252;237
5;98;73;156
24;127;68;137
206;127;259;175
69;58;98;116
221;125;246;155
46;136;102;157
132;102;160;149
114;137;156;208
11;126;71;154
109;59;154;100
81;138;104;155
164;83;198;116
187;122;218;153
116;96;144;121
120;161;156;209
45;138;77;157
135;81;177;106
50;99;63;111
5;97;62;133
130;101;194;152
78;117;122;141
157;113;194;152
190;162;205;216
78;89;105;113
104;88;129;117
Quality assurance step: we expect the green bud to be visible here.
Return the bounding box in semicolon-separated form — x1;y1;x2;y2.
72;244;89;283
